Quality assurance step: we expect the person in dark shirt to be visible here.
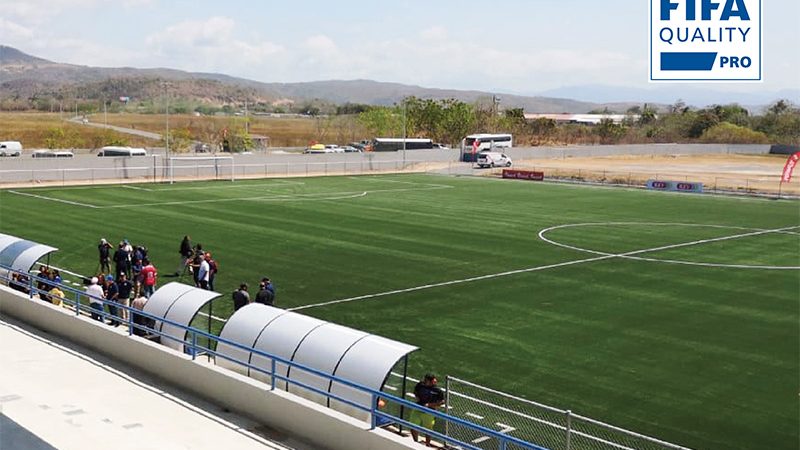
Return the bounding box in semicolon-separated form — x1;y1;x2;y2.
116;273;134;323
177;235;193;276
104;275;120;327
254;278;275;306
98;238;112;273
410;373;444;446
114;242;130;280
232;283;250;311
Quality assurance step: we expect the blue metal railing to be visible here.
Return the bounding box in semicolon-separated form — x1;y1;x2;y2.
1;265;548;450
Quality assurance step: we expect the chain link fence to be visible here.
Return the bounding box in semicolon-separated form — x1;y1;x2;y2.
445;376;693;450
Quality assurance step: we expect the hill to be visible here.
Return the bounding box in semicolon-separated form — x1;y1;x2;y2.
0;46;611;113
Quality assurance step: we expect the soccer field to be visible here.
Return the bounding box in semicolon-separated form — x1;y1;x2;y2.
0;174;797;450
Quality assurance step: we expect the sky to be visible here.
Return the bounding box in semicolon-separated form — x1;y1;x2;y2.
2;0;798;100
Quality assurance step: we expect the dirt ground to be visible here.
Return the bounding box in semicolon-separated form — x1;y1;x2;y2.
511;154;799;196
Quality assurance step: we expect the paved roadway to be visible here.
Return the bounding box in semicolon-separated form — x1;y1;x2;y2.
0;317;319;450
67;116;163;141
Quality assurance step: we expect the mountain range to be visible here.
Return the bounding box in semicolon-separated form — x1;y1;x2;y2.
0;46;795;113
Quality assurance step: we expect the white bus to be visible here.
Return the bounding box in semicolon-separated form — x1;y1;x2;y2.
97;146;148;157
461;134;513;162
371;138;434;152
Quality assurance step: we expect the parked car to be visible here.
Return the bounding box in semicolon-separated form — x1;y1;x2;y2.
339;145;361;153
304;144;327;154
32;150;74;158
194;143;211;153
476;151;512;168
0;141;23;157
325;145;345;153
432;143;450;149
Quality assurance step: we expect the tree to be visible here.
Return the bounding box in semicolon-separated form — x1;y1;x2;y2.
595;119;627;143
700;122;769;144
357;106;403;137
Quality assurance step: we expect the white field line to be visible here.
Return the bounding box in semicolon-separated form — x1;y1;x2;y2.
8;190;99;209
290;225;799;311
538;222;800;270
122;185;152;191
95;185;450;209
147;179;307;191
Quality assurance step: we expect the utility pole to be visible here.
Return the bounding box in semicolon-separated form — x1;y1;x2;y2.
244;99;249;134
164;82;170;158
104;100;108;127
402;100;407;169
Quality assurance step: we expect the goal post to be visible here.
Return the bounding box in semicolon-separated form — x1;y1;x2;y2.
167;156;235;184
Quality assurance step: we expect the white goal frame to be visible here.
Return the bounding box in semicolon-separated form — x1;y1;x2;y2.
167;156;235;184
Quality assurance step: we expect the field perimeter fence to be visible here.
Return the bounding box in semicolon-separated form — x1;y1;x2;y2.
0;158;453;187
445;376;693;450
486;163;799;197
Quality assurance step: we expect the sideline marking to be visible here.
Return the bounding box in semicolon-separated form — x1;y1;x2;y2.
538;222;800;270
291;224;799;311
122;185;152;191
95;185;450;208
7;190;98;209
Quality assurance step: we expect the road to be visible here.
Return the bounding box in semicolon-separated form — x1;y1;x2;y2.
68;116;163;140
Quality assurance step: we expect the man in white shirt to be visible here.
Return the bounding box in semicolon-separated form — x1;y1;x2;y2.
197;254;210;290
85;277;106;322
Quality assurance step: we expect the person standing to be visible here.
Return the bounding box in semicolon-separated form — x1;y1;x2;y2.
116;273;134;323
196;254;210;290
254;278;275;306
409;373;445;446
205;252;218;291
131;294;151;336
114;242;130;280
86;277;105;322
141;259;158;298
98;238;112;273
105;274;120;326
177;235;193;276
232;283;250;311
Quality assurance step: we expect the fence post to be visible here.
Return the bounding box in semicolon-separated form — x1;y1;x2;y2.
565;410;572;450
370;392;378;430
445;376;451;440
75;291;81;316
191;331;197;360
29;275;34;299
128;303;133;336
270;358;276;391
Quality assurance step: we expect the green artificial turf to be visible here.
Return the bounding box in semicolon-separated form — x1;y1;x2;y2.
0;174;797;450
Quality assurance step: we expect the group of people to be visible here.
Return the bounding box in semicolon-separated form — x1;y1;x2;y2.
10;265;67;306
98;238;158;299
231;277;276;310
178;236;219;291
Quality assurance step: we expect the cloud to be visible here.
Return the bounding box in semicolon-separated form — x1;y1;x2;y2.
0;18;35;41
420;26;448;41
144;17;283;72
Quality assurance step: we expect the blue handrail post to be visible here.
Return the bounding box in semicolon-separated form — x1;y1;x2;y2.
191;331;197;360
499;438;507;450
370;392;377;430
270;359;276;391
75;291;81;316
28;273;34;299
127;303;133;336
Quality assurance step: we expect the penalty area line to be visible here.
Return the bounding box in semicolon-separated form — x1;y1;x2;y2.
8;190;99;209
291;225;800;312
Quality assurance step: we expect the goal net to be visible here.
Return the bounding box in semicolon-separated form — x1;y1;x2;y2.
167;156;235;184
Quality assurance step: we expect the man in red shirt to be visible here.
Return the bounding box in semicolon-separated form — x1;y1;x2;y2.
141;259;158;298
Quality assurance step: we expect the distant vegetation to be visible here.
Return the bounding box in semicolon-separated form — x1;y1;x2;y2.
2;98;797;150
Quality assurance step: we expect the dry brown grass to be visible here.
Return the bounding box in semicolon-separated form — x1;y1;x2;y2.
0;112;368;149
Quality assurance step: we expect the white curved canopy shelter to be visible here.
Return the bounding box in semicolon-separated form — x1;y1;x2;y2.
0;233;58;274
216;304;287;376
217;305;418;419
142;282;222;352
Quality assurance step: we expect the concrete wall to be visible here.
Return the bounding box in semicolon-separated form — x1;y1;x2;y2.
0;144;771;186
0;286;414;450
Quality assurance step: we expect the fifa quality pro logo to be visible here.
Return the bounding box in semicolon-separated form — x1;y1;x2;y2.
650;0;761;81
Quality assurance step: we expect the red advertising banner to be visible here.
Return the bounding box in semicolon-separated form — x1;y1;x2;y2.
502;169;544;181
781;151;800;183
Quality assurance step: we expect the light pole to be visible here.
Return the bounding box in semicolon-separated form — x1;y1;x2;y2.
402;100;407;169
164;82;170;158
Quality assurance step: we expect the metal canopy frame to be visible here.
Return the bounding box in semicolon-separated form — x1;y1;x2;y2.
216;304;418;418
142;281;221;352
0;233;58;274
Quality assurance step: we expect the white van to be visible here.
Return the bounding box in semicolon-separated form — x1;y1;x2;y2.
476;152;512;168
0;141;23;157
97;146;148;157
